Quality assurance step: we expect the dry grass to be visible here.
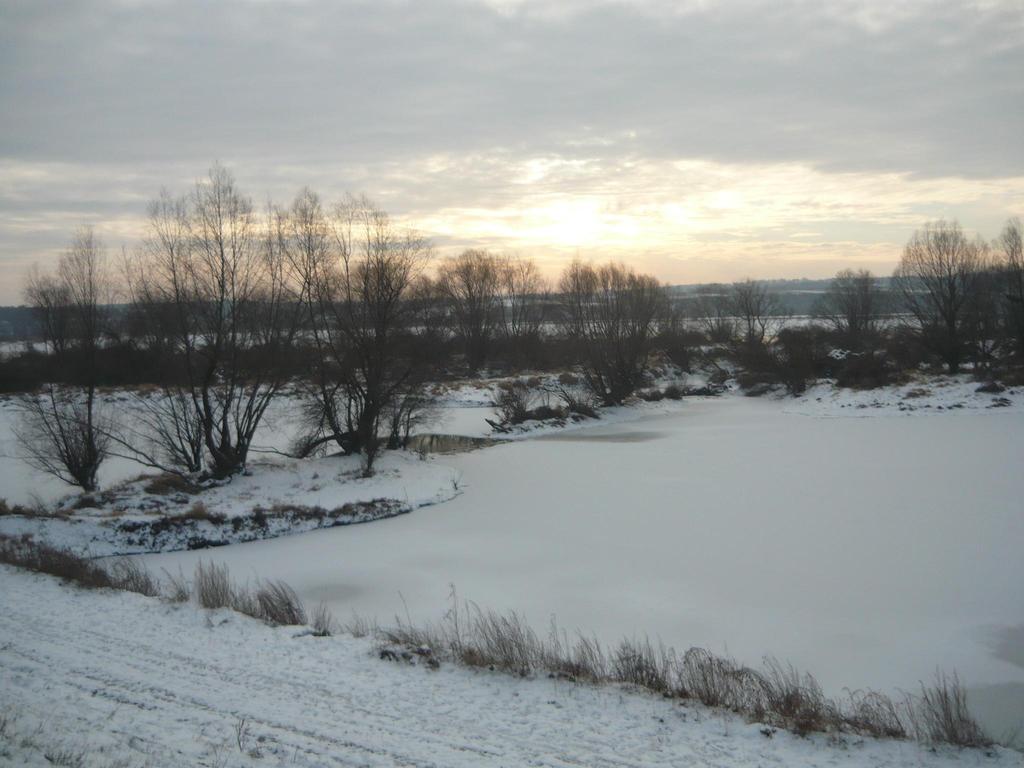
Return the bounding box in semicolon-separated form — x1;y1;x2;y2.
543;624;607;682
0;498;35;517
143;473;199;496
0;497;63;518
612;637;673;694
193;561;309;626
180;500;226;524
757;658;836;736
162;568;191;602
0;535;114;589
678;647;743;708
193;561;233;609
342;612;378;639
374;592;995;749
107;558;160;597
255;580;307;626
843;689;907;739
311;602;335;637
907;671;992;747
0;538;994;750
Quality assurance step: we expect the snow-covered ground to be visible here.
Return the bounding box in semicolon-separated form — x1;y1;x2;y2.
133;392;1024;744
1;566;1019;767
2;377;1023;744
0;390;463;555
788;374;1023;417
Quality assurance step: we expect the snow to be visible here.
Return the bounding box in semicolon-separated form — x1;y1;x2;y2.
2;377;1023;743
1;566;1019;767
137;393;1024;743
787;375;1023;417
0;450;461;556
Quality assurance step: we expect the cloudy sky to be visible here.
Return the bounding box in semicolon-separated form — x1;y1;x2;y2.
1;0;1022;303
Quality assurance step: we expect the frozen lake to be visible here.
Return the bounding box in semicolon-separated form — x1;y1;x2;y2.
133;397;1024;740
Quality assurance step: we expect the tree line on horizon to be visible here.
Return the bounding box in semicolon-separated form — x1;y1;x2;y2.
3;165;1022;494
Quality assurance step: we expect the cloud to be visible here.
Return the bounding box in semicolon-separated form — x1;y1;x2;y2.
0;0;1021;302
3;0;1022;175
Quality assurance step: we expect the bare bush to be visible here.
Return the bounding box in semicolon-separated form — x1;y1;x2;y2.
729;279;784;350
491;381;536;425
814;269;887;350
551;383;599;418
663;383;685;400
437;249;503;371
690;284;737;343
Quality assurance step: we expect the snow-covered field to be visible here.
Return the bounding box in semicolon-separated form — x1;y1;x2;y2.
2;566;1020;767
2;376;1023;747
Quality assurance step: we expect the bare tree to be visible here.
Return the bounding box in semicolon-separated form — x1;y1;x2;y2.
385;384;440;450
690;284;736;343
892;220;986;374
814;269;886;350
963;264;1002;373
16;228;112;491
16;387;112;492
498;256;547;361
286;193;432;475
437;249;502;372
128;166;301;478
408;273;449;348
105;389;205;476
558;261;666;405
23;266;72;355
728;279;784;349
997;217;1024;357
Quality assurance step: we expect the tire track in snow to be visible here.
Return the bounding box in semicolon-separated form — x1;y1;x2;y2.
0;586;653;767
